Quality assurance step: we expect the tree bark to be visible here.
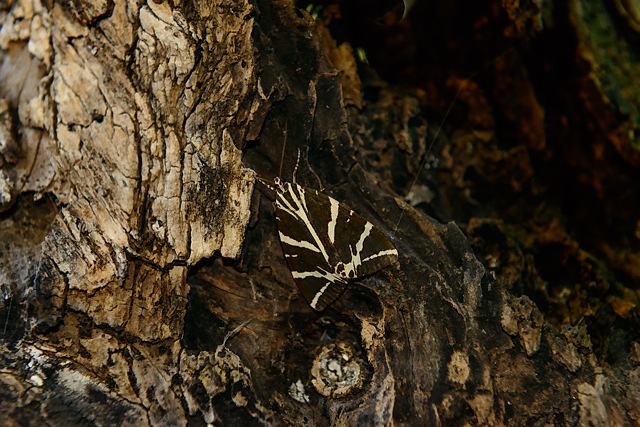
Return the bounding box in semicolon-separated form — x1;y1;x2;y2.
1;0;639;425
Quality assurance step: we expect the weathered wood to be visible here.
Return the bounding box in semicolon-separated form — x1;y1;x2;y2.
1;0;639;425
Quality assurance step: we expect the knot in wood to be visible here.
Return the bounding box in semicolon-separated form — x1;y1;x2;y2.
310;341;364;398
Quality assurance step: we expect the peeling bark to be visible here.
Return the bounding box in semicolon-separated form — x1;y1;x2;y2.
1;0;639;426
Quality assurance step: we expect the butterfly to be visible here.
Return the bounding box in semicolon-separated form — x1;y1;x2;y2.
272;177;398;311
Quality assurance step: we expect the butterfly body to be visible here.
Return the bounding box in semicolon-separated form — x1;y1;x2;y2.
273;178;398;311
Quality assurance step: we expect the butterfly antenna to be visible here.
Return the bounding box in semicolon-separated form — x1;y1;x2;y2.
293;148;302;185
256;175;276;191
279;120;288;180
393;48;515;236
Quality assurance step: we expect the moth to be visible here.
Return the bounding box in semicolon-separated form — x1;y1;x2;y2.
272;177;398;311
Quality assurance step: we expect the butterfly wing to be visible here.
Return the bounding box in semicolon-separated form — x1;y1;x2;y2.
274;179;398;311
330;202;399;279
274;180;347;311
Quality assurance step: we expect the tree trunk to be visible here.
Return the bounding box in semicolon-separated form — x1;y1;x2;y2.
1;0;639;425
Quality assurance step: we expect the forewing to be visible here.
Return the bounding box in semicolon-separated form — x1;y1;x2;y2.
274;179;398;310
274;181;348;310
